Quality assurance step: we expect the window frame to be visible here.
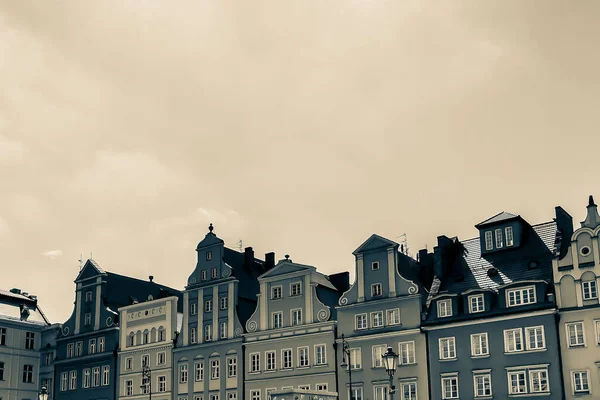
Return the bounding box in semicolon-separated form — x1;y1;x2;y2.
507;370;527;395
355;313;368;330
281;348;293;369
315;344;327;365
398;341;416;365
504;328;524;353
524;325;546;350
271;285;282;300
271;312;283;329
437;299;452;318
290;282;303;297
441;375;459;399
572;370;590;394
265;351;276;371
495;228;503;248
291;308;303;326
470;333;489;357
505;226;514;246
468;294;484;313
298;346;309;367
439;337;456;360
529;368;550;393
371;283;383;297
371;311;384;328
506;286;536;307
582;280;598;300
473;373;492;398
484;231;493;250
566;321;586;348
386;308;401;325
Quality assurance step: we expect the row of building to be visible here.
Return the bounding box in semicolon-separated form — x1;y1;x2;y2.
2;196;600;400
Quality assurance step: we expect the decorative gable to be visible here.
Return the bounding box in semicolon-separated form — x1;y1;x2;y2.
476;211;527;255
75;259;106;282
186;224;233;288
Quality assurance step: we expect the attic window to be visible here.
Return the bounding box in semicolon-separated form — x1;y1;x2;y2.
85;291;92;302
485;231;493;251
487;267;499;277
206;251;212;261
505;227;514;246
580;246;591;256
495;229;503;248
372;261;379;270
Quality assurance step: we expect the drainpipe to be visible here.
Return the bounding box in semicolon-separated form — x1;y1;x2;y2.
554;309;566;399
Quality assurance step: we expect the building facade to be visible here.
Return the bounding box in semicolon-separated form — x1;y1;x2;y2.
54;259;181;400
0;288;50;400
40;323;62;400
173;224;266;400
554;195;600;398
244;255;348;399
335;234;429;400
421;210;567;399
117;295;181;400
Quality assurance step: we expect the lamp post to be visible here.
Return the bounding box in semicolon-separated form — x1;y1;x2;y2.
382;345;399;400
140;364;152;400
38;386;48;400
339;334;353;400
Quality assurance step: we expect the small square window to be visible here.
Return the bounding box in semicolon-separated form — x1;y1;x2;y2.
372;261;379;270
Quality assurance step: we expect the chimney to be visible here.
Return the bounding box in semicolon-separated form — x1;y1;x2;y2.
328;272;350;293
149;275;154;283
265;252;275;271
581;195;600;229
554;206;573;258
244;247;255;269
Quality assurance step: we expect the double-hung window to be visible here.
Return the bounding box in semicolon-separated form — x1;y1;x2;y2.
473;373;492;397
372;345;386;368
441;375;459;399
470;333;489;356
439;337;456;360
399;341;415;364
567;322;586;347
573;371;590;394
525;326;546;350
504;328;523;352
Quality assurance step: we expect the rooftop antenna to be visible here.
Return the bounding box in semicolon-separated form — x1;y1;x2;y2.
78;254;84;271
396;233;410;257
237;240;243;253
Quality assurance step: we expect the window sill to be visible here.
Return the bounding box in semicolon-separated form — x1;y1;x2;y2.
440;358;458;362
314;364;328;368
398;362;417;367
569;345;587;349
573;392;590;396
474;396;493;399
297;366;310;370
471;354;490;359
264;370;277;374
508;392;551;397
249;371;261;375
505;349;547;355
347;368;363;373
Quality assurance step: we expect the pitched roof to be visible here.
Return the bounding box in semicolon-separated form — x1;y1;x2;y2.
222;247;265;301
0;290;50;326
353;234;399;255
475;211;519;228
103;272;183;313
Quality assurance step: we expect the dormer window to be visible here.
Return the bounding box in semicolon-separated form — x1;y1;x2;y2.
484;231;493;251
506;286;536;307
495;229;503;248
206;251;212;261
437;299;452;317
505;227;514;246
468;294;484;313
371;283;382;297
583;281;598;300
372;261;379;270
201;270;207;281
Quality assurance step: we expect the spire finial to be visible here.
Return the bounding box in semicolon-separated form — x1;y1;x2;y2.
284;254;290;260
589;195;596;207
208;223;214;233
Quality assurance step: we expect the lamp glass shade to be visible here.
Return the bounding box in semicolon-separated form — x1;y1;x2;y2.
382;345;398;376
39;386;48;400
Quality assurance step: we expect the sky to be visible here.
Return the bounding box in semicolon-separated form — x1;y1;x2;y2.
1;0;599;323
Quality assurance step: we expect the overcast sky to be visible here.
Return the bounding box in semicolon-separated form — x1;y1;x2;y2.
1;0;599;323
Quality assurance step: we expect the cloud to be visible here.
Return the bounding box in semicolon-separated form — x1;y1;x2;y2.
42;250;62;259
0;135;24;166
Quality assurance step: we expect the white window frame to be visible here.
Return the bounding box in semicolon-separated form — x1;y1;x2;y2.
291;309;302;326
195;361;204;381
374;385;388;400
250;352;260;373
386;308;401;325
566;321;586;347
265;351;276;371
190;327;197;344
211;268;218;278
470;333;489;357
572;370;590;394
372;261;380;270
298;346;309;367
505;226;514;246
125;379;133;396
290;282;302;296
190;303;197;315
468;294;484;313
507;370;527;394
86;291;93;302
473;373;492;398
398;341;416;365
89;338;96;354
211;359;219;379
355;313;368;330
484;231;493;250
495;228;503;248
371;311;384;328
372;344;386;368
142;354;150;367
316;383;328;392
272;312;283;329
101;365;110;386
349;348;361;370
206;251;212;261
250;390;261;400
525;325;546;350
437;299;452;317
400;381;417;400
529;368;549;393
349;387;363;400
204;324;212;342
158;375;166;392
315;344;327;365
504;328;524;353
371;283;382;297
179;363;188;383
83;368;90;388
506;286;536;307
595;320;600;345
227;356;237;378
201;270;207;281
271;285;282;300
441;375;459;399
439;337;456;360
205;300;213;313
583;280;598;300
281;348;293;369
220;322;227;339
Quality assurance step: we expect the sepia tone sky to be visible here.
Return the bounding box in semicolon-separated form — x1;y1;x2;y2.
1;0;600;323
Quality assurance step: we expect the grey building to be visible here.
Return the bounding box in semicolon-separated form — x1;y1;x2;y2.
421;210;568;399
173;224;266;400
243;255;348;400
335;234;429;400
40;323;62;400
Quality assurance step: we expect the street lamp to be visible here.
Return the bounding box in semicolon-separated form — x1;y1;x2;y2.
339;334;353;400
140;364;152;400
38;386;48;400
382;345;398;400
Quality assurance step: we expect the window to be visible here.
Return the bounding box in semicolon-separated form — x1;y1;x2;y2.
250;353;260;372
158;376;166;392
206;251;212;261
190;303;197;315
495;228;503;248
349;387;363;400
315;344;326;365
292;309;302;326
220;322;227;339
439;337;456;360
125;357;133;370
349;348;362;370
372;261;379;270
67;343;74;358
211;359;220;379
525;326;546;350
142;354;150;367
298;346;309;367
228;393;237;400
190;327;197;344
201;270;207;280
25;332;35;349
371;311;384;328
22;364;33;383
83;368;90;388
45;352;53;365
290;282;302;296
84;313;91;326
157;351;166;365
211;268;218;278
505;226;514;246
504;328;523;352
227;357;237;377
86;291;93;302
484;231;493;250
583;280;598;300
125;380;133;396
271;286;282;300
401;382;417;400
75;341;83;356
158;328;166;341
179;364;188;383
0;328;5;345
471;333;489;356
573;371;590;394
102;365;110;386
374;385;387;400
316;383;328;391
507;286;536;306
567;322;586;347
141;375;150;394
99;337;105;352
205;325;213;342
387;308;401;325
530;369;549;393
298;385;310;390
508;371;526;394
205;300;213;313
272;312;283;329
265;351;276;371
92;367;100;387
399;341;416;364
89;338;96;354
220;296;228;310
469;294;484;313
441;375;459;399
250;391;261;400
474;373;492;397
0;362;4;380
371;283;382;297
437;299;452;317
282;349;293;369
195;361;204;381
355;314;368;330
60;372;68;391
372;345;386;368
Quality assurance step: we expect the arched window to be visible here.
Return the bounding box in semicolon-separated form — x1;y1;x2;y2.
158;326;166;342
151;327;157;343
143;329;150;344
128;332;135;347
